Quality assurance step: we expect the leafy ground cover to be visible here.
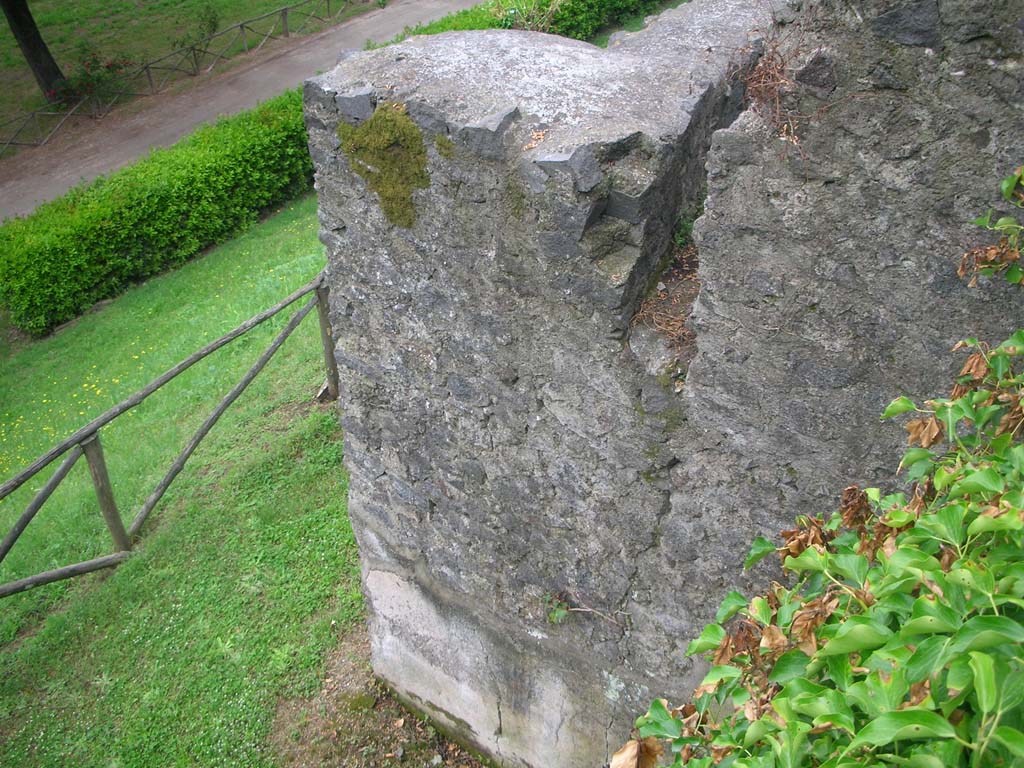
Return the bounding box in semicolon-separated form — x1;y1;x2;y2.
0;0;373;116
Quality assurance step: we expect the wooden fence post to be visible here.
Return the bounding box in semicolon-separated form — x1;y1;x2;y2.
81;434;131;552
282;7;290;37
315;285;340;400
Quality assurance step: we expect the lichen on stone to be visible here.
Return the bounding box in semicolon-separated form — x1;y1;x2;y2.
337;103;429;228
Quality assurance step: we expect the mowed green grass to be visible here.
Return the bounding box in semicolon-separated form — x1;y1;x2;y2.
0;0;373;116
0;194;364;766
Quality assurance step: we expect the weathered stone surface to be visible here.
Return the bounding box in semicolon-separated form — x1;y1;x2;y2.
661;0;1024;691
870;0;941;47
305;2;770;765
305;0;1023;765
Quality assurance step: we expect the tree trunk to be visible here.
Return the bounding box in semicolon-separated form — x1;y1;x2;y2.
1;0;65;102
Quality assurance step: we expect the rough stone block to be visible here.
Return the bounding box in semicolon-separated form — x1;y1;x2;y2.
305;2;768;765
302;0;1021;764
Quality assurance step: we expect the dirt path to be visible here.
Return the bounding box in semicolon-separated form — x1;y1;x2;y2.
0;0;480;221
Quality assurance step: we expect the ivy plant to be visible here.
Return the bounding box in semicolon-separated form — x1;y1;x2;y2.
960;166;1023;286
620;330;1024;768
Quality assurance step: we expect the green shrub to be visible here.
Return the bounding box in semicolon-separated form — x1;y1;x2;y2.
622;331;1024;767
372;0;668;47
368;4;505;47
0;88;312;334
550;0;660;40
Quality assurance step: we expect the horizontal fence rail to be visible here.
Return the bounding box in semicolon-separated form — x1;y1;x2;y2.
0;272;339;599
1;0;361;154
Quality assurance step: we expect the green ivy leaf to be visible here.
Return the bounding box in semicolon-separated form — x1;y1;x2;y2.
744;715;781;748
637;698;682;739
748;596;773;626
845;709;955;750
968;651;997;714
745;536;777;569
997;330;1024;353
899;447;935;472
768;720;812;768
932;466;959;493
905;635;953;683
948;467;1005;499
847;670;910;718
993;725;1024;757
715;591;750;624
817;616;893;657
968;509;1023;535
687;624;726;655
768;650;811;684
882;396;917;419
901;596;962;637
1001;172;1022;202
784;547;828;574
832;553;869;586
897;754;948;768
700;665;742;687
950;615;1024;652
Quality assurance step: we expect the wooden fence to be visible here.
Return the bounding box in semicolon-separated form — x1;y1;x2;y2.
1;0;363;154
0;272;339;599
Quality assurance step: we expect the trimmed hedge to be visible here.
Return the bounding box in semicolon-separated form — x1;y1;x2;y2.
550;0;663;40
0;89;312;335
376;0;669;47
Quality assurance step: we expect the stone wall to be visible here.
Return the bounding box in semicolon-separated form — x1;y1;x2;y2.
304;0;1024;766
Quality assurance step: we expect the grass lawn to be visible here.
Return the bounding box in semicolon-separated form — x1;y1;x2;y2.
589;0;688;47
369;0;689;48
0;193;364;766
0;0;374;116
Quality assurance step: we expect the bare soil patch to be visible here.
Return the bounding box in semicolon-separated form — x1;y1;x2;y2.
271;625;489;768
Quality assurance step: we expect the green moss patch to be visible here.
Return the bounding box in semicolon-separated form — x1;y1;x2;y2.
337;103;429;228
434;134;455;160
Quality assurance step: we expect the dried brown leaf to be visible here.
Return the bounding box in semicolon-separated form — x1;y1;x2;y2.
881;535;898;559
906;679;931;708
789;593;838;656
712;635;735;667
906;416;944;448
996;394;1023;436
729;619;763;657
610;738;662;768
711;744;734;764
839;485;872;530
939;545;957;572
759;625;788;655
959;352;989;382
779;516;831;563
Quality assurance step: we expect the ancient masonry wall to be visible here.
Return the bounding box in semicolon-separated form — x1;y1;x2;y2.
303;0;1024;765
